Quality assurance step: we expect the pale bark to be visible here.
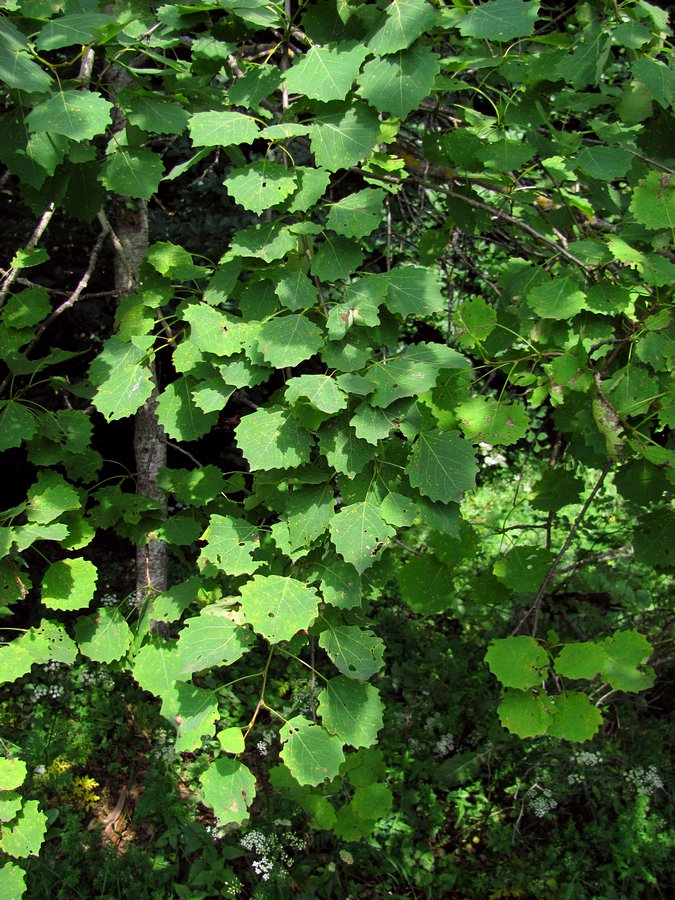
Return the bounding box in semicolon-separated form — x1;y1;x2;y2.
106;61;168;610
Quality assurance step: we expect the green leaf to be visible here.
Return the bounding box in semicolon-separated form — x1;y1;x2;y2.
288;166;331;213
0;759;26;792
383;265;445;316
31;620;77;666
0;801;46;858
99;147;164;201
459;0;539;41
132;639;185;703
311;235;365;282
329;501;395;573
0;29;52;92
36;13;114;50
319;560;362;610
199;514;260;577
576;146;632;181
632;56;675;109
0;861;26;898
326;188;386;238
156;377;219;441
172;683;219;752
218;727;245;754
600;630;654;693
0;402;38;451
380;492;416;527
183;306;240;357
176;609;254;675
26;472;79;524
546;692;602;742
236;407;313;470
476;138;536;171
74;608;131;663
456;396;529;446
149;579;198;624
191;379;235;414
284;42;368;102
0;644;34;687
630;171;675;230
311;102;381;172
327;276;386;339
531;469;584;511
351;783;393;820
275;271;318;312
239;574;320;643
2;286;51;328
124;94;190;135
367;0;439;54
319;417;376;477
280;716;345;786
493;546;554;592
148;243;208;281
318;677;384;748
397;555;454;615
90;338;154;422
485;636;549;690
41;558;97;611
405;430;477;504
319;625;385;680
285;375;348;414
358;44;440;118
497;689;550;738
26;91;112;141
285;483;336;549
350;404;393;445
199;758;256;826
188;111;259;147
526;276;587;320
366;343;468;407
257;315;324;368
0;793;23;825
157;466;225;506
224;161;297;215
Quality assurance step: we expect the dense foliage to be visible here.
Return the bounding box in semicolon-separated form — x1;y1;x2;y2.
0;0;673;895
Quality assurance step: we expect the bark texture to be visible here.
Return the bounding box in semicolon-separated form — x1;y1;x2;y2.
106;56;168;607
113;199;168;608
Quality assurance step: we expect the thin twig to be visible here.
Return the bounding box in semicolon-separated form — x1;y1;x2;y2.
555;544;632;575
160;439;203;467
97;209;135;285
392;537;422;557
32;225;109;344
514;460;614;636
0;203;56;307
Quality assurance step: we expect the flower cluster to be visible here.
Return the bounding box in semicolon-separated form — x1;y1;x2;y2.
574;750;604;767
240;828;303;883
624;765;664;796
434;732;455;758
256;731;274;757
32;683;64;701
478;442;507;467
528;786;558;818
567;749;604;784
151;729;176;763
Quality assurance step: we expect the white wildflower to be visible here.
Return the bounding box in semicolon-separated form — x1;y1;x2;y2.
434;733;455;758
528;786;557;818
624;765;664;796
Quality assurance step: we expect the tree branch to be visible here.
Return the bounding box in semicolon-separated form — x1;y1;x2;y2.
0;203;56;308
513;460;614;636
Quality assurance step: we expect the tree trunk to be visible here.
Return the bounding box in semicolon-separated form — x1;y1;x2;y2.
112;200;168;609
